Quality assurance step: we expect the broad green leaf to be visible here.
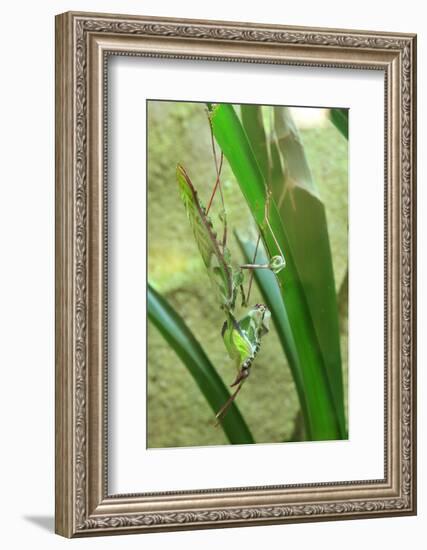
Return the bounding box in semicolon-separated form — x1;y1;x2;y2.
210;103;345;440
270;107;346;438
240;104;346;438
148;284;254;444
241;105;269;180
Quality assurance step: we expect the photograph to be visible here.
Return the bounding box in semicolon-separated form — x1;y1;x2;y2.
147;100;349;448
53;10;416;537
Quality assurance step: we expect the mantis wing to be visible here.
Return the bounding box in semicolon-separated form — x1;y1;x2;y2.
222;314;253;369
177;164;237;310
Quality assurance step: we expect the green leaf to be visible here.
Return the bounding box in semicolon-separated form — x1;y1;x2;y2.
210;103;346;440
270;107;346;438
330;108;349;140
241;105;269;180
148;283;254;444
272;107;318;196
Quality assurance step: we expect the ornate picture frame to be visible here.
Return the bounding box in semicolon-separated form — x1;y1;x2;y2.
55;11;417;537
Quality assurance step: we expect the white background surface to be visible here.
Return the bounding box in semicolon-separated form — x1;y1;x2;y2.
109;59;384;493
0;0;424;548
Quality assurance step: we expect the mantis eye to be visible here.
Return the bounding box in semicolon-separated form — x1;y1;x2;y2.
269;255;286;274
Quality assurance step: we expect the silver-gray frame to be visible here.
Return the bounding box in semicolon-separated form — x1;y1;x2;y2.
55;11;417;537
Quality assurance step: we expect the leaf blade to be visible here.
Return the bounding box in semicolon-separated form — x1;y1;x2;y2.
271;107;346;437
210;103;345;440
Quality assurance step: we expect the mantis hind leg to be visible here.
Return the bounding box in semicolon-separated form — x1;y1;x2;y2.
214;382;244;426
230;365;250;387
215;360;251;425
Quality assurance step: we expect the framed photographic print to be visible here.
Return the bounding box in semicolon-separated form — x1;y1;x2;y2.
55;11;417;537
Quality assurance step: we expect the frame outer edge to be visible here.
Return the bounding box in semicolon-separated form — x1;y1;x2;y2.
408;34;417;514
55;12;76;538
55;10;417;537
412;34;417;514
62;10;416;40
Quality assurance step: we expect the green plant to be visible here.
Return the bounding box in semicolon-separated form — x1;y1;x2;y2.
148;103;348;443
209;104;346;440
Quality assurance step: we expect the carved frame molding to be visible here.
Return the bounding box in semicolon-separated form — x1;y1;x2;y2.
55;11;416;537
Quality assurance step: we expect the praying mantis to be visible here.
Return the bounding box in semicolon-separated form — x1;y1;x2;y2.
176;109;286;424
